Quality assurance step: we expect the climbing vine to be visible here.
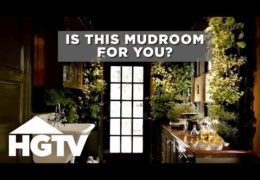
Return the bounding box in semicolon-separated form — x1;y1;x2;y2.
77;59;106;123
205;17;246;141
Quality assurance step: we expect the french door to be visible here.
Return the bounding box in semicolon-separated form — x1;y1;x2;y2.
103;63;150;163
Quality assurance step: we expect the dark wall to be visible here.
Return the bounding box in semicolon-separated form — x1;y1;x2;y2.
0;17;32;163
237;17;257;150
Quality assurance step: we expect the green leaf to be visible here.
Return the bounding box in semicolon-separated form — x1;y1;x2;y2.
238;32;244;39
225;17;235;26
237;41;246;48
204;27;212;33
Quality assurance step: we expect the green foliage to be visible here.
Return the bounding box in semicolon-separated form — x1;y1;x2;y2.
45;88;74;107
205;17;246;139
206;17;246;105
208;50;246;105
150;93;174;120
45;88;79;123
209;104;236;122
78;59;106;121
237;41;246;48
205;17;245;50
212;122;238;140
150;62;194;120
67;106;79;123
209;104;238;139
193;113;204;122
45;58;106;123
167;102;197;121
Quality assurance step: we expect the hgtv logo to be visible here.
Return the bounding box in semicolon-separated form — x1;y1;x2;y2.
9;116;89;157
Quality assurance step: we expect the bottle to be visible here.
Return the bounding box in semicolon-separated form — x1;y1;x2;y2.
190;125;198;136
199;123;209;140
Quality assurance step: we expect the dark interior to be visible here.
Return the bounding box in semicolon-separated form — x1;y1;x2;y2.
0;15;260;166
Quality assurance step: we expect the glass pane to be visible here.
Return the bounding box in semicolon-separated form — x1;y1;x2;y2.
122;84;132;100
111;66;121;82
110;119;120;135
133;119;143;135
122;119;132;135
133;84;143;100
133;101;143;118
122;101;132;117
121;136;132;153
133;137;143;153
110;101;120;117
110;136;120;153
133;67;143;82
208;61;212;71
122;66;132;82
110;84;121;100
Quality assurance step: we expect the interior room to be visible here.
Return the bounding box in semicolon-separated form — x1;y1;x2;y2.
1;16;260;164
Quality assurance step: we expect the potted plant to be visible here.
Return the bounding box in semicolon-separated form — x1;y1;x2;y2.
44;88;79;123
208;104;239;145
167;102;197;122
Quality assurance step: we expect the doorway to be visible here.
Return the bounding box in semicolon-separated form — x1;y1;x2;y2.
103;63;150;163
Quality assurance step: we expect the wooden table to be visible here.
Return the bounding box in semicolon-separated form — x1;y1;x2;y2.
161;125;249;163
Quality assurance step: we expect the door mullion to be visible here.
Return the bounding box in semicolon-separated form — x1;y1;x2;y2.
131;66;134;153
120;66;122;153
